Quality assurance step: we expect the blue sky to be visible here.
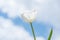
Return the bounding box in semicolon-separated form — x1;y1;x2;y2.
0;9;54;40
0;11;51;39
0;0;60;40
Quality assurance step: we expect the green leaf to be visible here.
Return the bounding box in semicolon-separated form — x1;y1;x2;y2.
48;28;53;40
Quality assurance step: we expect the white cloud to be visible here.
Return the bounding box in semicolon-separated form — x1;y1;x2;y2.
0;17;45;40
0;0;27;18
51;29;60;40
33;0;48;4
36;37;45;40
35;0;60;29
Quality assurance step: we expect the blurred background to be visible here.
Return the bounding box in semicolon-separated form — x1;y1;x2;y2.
0;0;60;40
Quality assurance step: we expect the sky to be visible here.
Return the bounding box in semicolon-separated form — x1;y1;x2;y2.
0;0;60;40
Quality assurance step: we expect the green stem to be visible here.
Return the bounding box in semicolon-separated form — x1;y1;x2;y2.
48;28;53;40
30;22;36;40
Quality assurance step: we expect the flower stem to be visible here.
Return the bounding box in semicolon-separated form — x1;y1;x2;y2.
30;22;36;40
48;28;53;40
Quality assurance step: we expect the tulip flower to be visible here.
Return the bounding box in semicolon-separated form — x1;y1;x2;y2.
21;9;37;23
21;9;37;40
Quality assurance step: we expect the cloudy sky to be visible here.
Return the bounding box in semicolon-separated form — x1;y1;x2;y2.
0;0;60;40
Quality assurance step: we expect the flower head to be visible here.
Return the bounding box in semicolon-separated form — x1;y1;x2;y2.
21;9;37;23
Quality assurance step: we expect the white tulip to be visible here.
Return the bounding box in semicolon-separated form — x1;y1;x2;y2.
21;9;37;23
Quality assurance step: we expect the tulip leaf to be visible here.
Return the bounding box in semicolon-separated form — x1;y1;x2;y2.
48;28;53;40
